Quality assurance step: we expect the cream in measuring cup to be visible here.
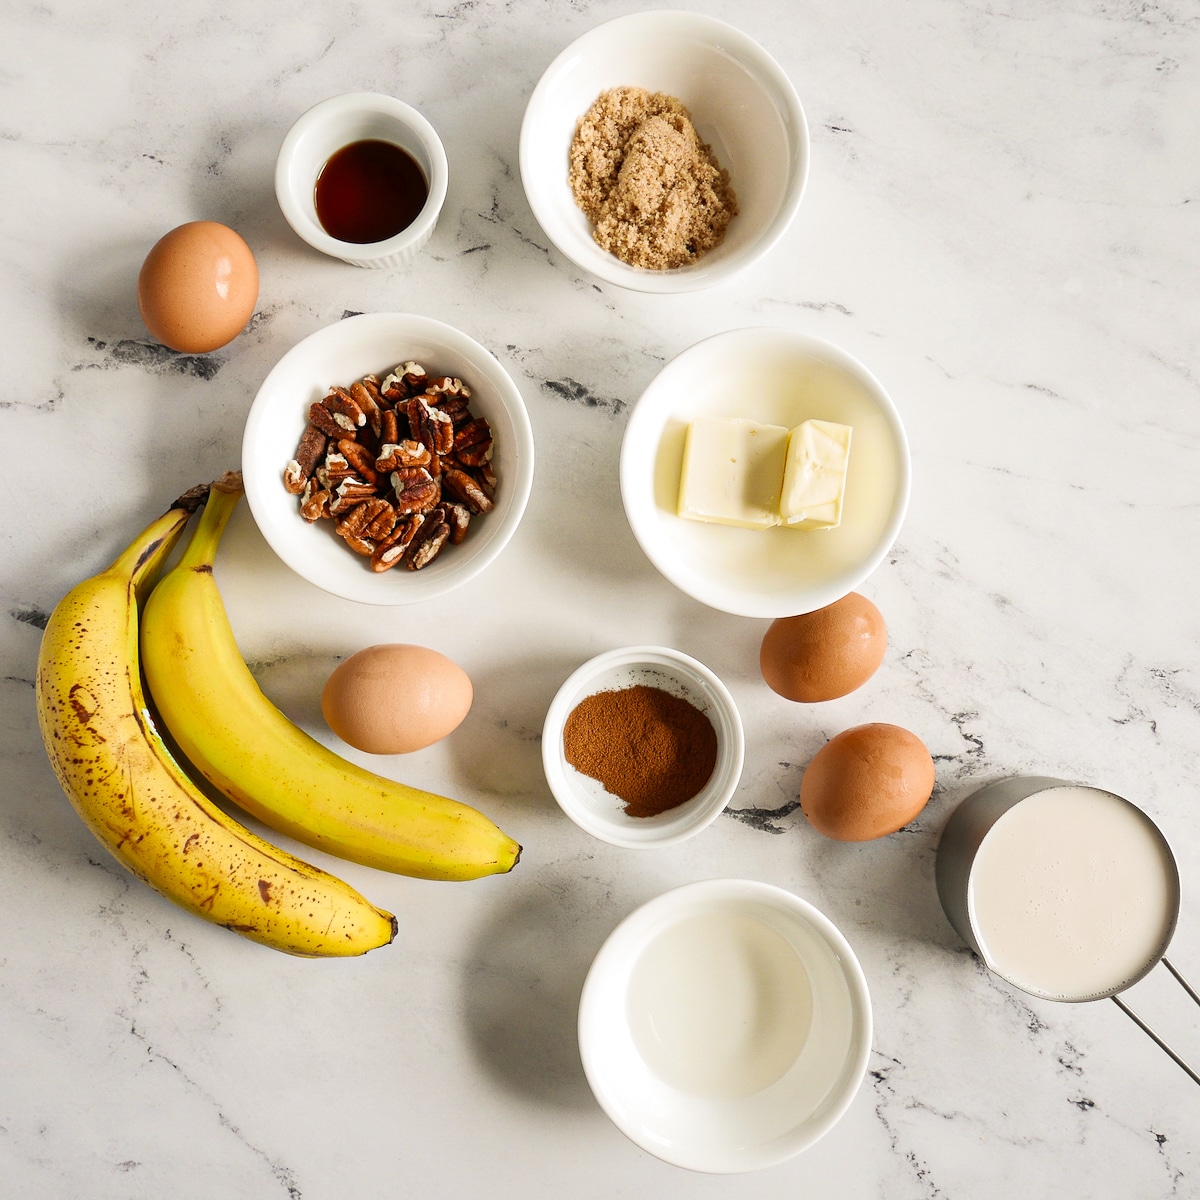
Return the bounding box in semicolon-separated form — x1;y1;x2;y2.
968;785;1177;1000
937;776;1198;1085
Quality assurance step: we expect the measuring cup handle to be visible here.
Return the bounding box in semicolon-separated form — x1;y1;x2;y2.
1110;957;1200;1088
1163;956;1200;1005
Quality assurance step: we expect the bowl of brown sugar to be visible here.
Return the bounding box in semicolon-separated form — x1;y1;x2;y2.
542;645;745;847
519;11;808;293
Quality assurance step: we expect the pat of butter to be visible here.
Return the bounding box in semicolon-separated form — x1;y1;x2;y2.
780;419;853;530
677;416;789;529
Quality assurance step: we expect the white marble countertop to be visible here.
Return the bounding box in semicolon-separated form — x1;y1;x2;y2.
3;0;1199;1195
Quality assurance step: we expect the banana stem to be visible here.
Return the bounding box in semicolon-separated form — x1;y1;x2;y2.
177;473;245;572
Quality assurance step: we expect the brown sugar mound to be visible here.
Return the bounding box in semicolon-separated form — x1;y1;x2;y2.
568;87;738;270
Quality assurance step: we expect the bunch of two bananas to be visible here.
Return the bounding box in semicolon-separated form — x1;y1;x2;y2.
34;472;520;958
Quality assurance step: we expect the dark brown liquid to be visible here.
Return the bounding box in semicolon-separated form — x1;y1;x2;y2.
314;139;429;245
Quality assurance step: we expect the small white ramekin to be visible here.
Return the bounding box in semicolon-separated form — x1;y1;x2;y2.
541;645;744;848
274;92;449;269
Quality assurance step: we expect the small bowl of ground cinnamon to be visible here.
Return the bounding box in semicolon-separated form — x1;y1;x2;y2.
542;645;745;848
519;11;808;293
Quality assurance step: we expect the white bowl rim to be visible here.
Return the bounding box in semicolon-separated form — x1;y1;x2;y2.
541;644;745;848
518;9;809;294
241;312;535;605
274;91;449;261
578;877;874;1172
619;325;912;618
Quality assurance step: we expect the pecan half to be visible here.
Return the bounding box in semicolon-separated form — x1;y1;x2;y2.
406;509;450;570
406;397;455;456
473;461;498;496
379;407;400;446
350;379;383;436
370;514;423;572
378;375;406;403
375;440;432;472
444;501;472;544
319;451;356;487
426;375;470;398
453;417;493;467
337;438;378;485
329;477;378;514
431;393;472;428
308;401;343;438
391;466;440;514
324;387;366;431
284;424;328;493
443;467;495;514
381;361;428;399
341;532;377;558
283;462;307;495
361;497;397;541
335;501;374;540
299;484;332;522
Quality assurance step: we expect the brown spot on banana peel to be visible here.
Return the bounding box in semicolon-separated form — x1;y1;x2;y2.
258;879;272;903
131;532;176;578
67;684;106;744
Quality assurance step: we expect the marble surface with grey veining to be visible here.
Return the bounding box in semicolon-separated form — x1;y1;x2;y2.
2;0;1199;1196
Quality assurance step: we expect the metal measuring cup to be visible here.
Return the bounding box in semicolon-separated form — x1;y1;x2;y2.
935;775;1199;1085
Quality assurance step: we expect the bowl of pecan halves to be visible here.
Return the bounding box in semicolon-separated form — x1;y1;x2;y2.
242;312;535;604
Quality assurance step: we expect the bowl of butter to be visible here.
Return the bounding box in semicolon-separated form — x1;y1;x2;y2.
619;327;910;618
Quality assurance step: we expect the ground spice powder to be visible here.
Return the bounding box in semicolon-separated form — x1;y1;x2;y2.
567;86;738;270
562;684;718;817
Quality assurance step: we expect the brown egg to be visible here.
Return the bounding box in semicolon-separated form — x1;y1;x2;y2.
137;221;259;353
800;723;934;841
321;644;473;755
760;592;887;703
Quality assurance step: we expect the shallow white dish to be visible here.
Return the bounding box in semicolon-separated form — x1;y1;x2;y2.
242;313;534;605
579;879;872;1173
620;327;910;618
275;92;448;269
541;646;744;848
519;10;808;293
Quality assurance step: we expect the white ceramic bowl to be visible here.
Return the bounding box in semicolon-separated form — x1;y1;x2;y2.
542;646;744;848
579;879;873;1173
242;313;534;605
620;327;910;618
275;92;449;269
519;10;808;293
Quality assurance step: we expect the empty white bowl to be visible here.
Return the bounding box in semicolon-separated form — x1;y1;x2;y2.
519;10;808;293
542;646;744;848
620;327;911;618
579;879;873;1173
275;92;449;269
242;312;534;605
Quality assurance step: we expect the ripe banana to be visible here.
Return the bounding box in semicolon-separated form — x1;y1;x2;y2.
35;486;397;957
140;473;522;882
